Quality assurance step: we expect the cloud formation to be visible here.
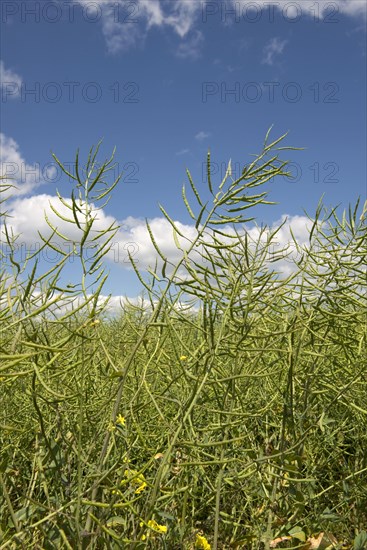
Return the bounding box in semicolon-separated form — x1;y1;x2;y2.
0;60;22;99
262;37;288;65
76;0;203;54
2;191;314;279
0;134;56;197
176;29;204;59
75;0;365;56
195;131;211;141
175;149;190;156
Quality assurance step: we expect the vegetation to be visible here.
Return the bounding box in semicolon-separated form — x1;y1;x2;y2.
1;132;366;549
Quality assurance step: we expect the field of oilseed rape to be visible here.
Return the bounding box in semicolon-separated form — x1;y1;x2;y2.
1;132;366;549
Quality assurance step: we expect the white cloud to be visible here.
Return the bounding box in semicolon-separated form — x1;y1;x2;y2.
0;134;56;197
175;148;190;156
2;193;116;248
110;215;198;271
0;60;22;99
76;0;203;55
75;0;365;57
2;191;317;281
195;131;211;141
2;207;363;319
7;193;359;311
107;213;326;286
176;30;204;59
2;196;192;273
164;0;201;38
262;37;288;65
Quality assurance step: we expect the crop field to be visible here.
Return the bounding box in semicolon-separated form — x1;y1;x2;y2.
1;133;366;549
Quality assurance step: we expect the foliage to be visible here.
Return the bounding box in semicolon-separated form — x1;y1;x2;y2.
0;132;366;549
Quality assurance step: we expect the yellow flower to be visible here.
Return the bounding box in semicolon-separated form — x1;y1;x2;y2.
147;519;167;534
124;469;147;494
140;519;168;540
195;534;211;550
116;414;126;426
135;481;147;494
107;421;116;432
180;355;188;361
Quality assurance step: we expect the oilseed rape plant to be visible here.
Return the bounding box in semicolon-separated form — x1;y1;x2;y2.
0;132;366;548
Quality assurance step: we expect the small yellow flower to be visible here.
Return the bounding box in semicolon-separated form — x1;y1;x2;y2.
135;481;147;494
116;414;126;426
107;421;116;432
195;534;211;550
180;355;188;361
147;519;167;534
124;469;147;494
140;519;167;536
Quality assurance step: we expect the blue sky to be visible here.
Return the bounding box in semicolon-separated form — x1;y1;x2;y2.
1;0;366;302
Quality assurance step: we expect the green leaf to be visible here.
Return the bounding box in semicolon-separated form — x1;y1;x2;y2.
106;516;126;528
354;531;367;550
288;527;306;542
